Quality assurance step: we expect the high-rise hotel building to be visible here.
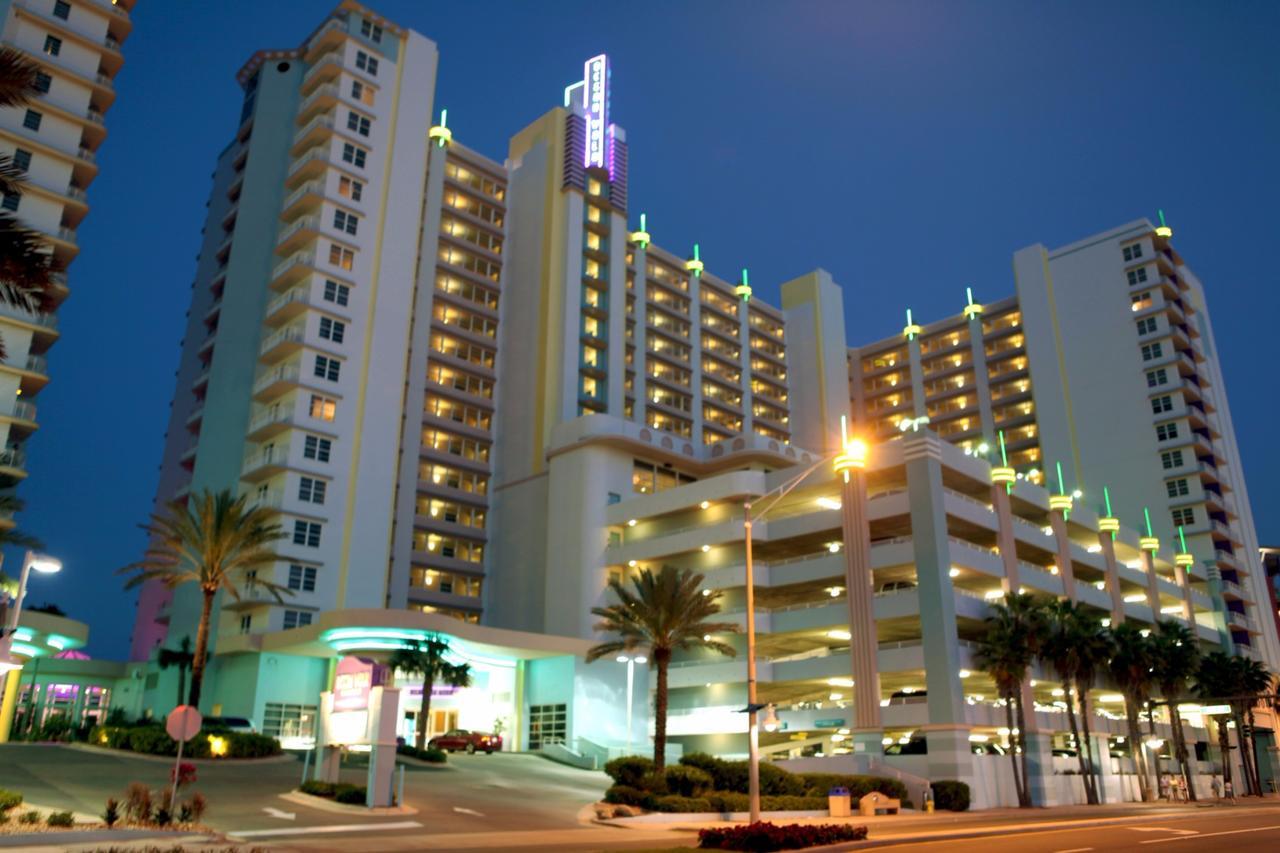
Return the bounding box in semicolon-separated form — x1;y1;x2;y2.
104;0;1276;807
0;0;131;523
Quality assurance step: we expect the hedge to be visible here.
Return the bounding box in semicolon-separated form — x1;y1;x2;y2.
698;821;868;851
0;789;21;812
89;725;281;758
604;755;655;788
706;793;828;813
397;744;447;763
932;780;970;812
678;753;909;801
299;780;367;804
665;765;713;797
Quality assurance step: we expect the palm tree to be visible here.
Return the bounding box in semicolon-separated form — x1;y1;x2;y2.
1194;651;1238;795
0;49;59;360
1109;622;1156;802
157;637;195;710
587;565;737;771
388;635;472;751
1231;655;1271;796
1071;609;1113;805
1150;621;1200;800
119;489;289;709
974;592;1045;807
1040;600;1102;804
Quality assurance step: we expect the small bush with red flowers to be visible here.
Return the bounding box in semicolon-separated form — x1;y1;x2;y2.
697;820;868;851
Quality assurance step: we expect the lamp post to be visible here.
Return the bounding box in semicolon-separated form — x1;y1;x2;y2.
616;653;647;752
0;551;61;742
3;550;63;636
742;424;868;822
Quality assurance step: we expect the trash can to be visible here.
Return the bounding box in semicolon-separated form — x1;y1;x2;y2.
828;786;851;818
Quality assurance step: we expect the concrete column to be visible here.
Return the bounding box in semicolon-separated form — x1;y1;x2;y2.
840;470;880;732
991;484;1021;594
630;247;648;423
1090;733;1112;803
738;296;753;436
689;273;704;441
1024;731;1053;806
1142;551;1162;619
0;668;21;743
1173;562;1195;624
1204;563;1234;651
1048;509;1077;601
903;433;966;725
1099;533;1126;625
966;314;996;446
605;213;629;417
922;725;975;788
906;336;927;420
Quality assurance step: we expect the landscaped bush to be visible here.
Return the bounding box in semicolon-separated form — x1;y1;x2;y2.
34;714;75;743
664;764;713;797
299;780;338;797
45;810;74;827
396;744;447;763
333;784;367;805
102;798;119;827
299;780;366;805
124;782;152;824
706;792;827;813
698;820;868;851
0;788;22;812
19;810;40;825
931;780;970;812
604;784;653;808
794;772;909;802
652;795;712;813
604;755;656;788
675;754;908;802
88;725;281;758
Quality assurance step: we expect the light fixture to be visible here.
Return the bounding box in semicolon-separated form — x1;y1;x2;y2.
984;589;1004;600
29;554;63;575
949;567;961;578
827;586;844;598
701;589;711;597
635;656;647;664
827;677;855;688
616;655;629;663
826;542;842;554
826;629;852;641
1087;544;1102;554
958;669;971;678
1072;489;1083;499
700;501;710;510
702;634;711;641
761;704;780;732
829;692;844;701
627;519;637;527
701;544;711;553
816;497;842;511
627;560;637;567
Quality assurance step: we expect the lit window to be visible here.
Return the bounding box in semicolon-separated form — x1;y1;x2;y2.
309;394;337;422
43;35;61;57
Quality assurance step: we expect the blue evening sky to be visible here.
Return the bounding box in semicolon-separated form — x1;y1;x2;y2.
13;1;1278;658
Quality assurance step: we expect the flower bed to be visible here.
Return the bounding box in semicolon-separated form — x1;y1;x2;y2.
698;821;868;851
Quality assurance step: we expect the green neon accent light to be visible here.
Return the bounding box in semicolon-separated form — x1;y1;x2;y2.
46;634;73;650
12;628;33;642
1143;507;1154;538
10;642;40;657
966;287;974;306
906;308;913;326
440;108;448;128
693;243;700;262
742;268;749;286
998;430;1008;465
1103;486;1113;517
639;213;646;232
1056;461;1066;494
1158;209;1167;227
1178;525;1188;553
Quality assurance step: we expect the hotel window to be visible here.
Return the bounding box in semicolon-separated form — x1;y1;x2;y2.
322;279;350;306
22;110;41;131
1;193;18;212
318;317;345;343
309;394;337;422
1151;395;1173;414
1122;243;1144;261
1127;267;1149;286
1140;343;1163;361
528;703;567;749
12;149;31;172
263;702;318;740
33;72;51;94
346;111;371;137
53;0;70;19
338;176;363;202
355;50;379;76
328;243;354;271
1161;449;1184;470
1146;368;1167;388
333;210;359;235
288;564;318;592
1156;421;1178;441
283;610;314;629
341;143;367;168
1167;478;1190;499
292;520;322;547
1131;291;1152;312
298;476;326;504
360;19;383;42
1136;317;1158;335
1171;507;1195;527
350;80;375;106
43;35;61;56
631;459;696;494
239;614;252;634
303;435;332;462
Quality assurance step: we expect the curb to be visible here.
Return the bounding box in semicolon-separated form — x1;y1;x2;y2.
279;790;419;816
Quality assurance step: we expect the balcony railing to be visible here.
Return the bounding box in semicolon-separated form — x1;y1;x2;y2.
253;363;300;393
293;113;335;146
0;447;26;471
242;444;290;475
282;180;323;212
297;83;338;118
95;72;114;89
266;287;312;317
86;108;105;126
11;400;36;421
276;215;319;247
287;148;329;177
0;302;57;329
103;35;121;53
247;407;293;435
259;325;304;356
272;251;316;282
57;227;77;244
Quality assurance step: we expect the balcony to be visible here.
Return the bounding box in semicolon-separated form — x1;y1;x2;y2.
246;408;296;441
0;302;58;336
259;325;305;358
292;113;336;154
286;149;332;185
0;447;27;476
252;363;301;400
1227;610;1258;633
56;227;77;245
280;179;324;219
264;287;314;324
297;83;339;122
270;252;317;288
241;444;291;481
276;215;320;254
8;400;37;423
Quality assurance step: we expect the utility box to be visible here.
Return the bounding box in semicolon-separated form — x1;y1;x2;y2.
828;786;851;818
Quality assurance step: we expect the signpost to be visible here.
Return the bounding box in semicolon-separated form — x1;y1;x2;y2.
165;705;202;812
316;656;400;808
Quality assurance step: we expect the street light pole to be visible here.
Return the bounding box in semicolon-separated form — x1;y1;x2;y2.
616;654;647;755
5;551;63;636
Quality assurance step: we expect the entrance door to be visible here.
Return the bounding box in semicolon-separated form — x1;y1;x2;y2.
430;709;457;738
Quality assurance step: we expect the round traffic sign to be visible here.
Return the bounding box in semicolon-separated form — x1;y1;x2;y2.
166;705;203;742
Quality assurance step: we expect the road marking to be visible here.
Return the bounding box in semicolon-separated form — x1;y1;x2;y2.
1140;824;1280;844
229;820;423;839
453;806;486;816
1128;827;1197;835
262;807;296;820
1054;848;1094;852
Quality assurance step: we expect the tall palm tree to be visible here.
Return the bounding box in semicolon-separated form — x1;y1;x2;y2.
0;48;59;360
388;635;472;751
119;489;289;709
1072;609;1113;804
587;565;737;771
1231;655;1271;796
1108;622;1156;801
1040;600;1101;803
1150;621;1200;800
157;637;195;710
974;592;1044;807
1195;651;1239;795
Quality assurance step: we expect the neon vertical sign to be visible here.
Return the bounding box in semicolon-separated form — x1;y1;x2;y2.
583;54;609;173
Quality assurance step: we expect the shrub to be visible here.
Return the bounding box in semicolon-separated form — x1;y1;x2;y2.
396;744;447;763
638;771;669;795
698;820;868;851
20;810;41;825
35;714;74;743
705;792;827;813
758;763;807;797
88;725;281;758
665;765;714;797
299;780;337;798
931;780;970;812
102;798;119;827
154;806;172;827
334;784;367;805
124;782;152;824
679;752;727;781
188;791;208;823
652;795;712;813
795;772;909;802
0;788;22;812
603;785;653;808
604;755;655;788
170;762;197;788
104;707;132;726
46;810;74;828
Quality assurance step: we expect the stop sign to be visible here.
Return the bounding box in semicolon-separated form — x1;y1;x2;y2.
166;705;202;742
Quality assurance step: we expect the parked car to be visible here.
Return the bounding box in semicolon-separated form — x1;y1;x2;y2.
202;716;257;733
428;729;502;754
877;580;918;594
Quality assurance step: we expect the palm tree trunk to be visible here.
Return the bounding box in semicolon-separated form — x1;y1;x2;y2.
1075;681;1099;804
1125;696;1151;802
186;591;215;709
1215;716;1233;796
653;651;669;772
1168;698;1195;801
1003;690;1025;807
1246;708;1262;797
1015;692;1033;807
1063;686;1092;803
1231;708;1253;795
415;671;435;751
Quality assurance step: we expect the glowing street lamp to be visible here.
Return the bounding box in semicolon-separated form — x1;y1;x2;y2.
616;654;647;751
3;551;63;636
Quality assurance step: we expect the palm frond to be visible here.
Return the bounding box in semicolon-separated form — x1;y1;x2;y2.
0;155;25;204
0;49;40;110
588;564;739;663
0;214;56;314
